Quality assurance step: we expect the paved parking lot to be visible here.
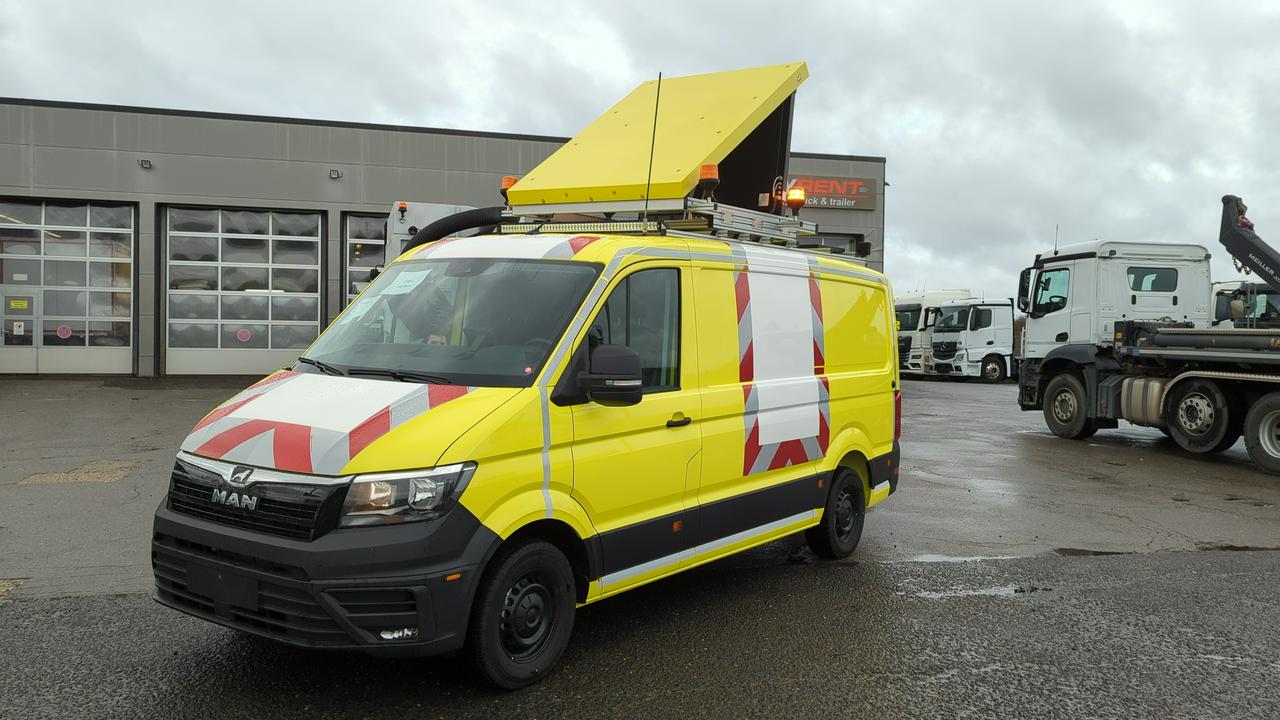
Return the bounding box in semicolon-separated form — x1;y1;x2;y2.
2;375;1279;718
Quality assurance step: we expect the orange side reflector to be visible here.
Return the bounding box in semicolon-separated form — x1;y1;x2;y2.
444;572;463;582
672;520;683;533
817;478;825;489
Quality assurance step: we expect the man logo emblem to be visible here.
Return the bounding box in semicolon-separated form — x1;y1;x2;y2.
228;466;255;488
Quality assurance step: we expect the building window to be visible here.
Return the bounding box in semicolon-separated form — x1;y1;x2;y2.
344;214;387;305
0;199;133;349
165;207;321;351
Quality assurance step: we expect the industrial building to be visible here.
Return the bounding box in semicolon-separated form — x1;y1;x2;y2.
0;98;885;376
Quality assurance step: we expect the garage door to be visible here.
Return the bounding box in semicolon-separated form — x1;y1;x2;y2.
0;199;134;374
164;207;322;375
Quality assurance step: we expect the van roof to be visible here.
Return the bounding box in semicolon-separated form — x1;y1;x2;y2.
395;233;888;284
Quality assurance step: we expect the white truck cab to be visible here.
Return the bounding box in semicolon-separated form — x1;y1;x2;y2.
1213;280;1280;328
894;289;970;374
924;298;1015;382
1018;240;1213;361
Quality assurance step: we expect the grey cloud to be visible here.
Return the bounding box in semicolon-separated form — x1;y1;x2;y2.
3;0;1279;295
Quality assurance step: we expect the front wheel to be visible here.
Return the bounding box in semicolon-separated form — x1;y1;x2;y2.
806;468;866;559
1244;393;1280;475
1042;373;1097;439
466;539;576;689
981;355;1006;384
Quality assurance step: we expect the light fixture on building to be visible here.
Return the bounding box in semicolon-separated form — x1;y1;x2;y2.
329;169;343;180
138;159;153;170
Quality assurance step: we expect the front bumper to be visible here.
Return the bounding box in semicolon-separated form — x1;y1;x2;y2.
152;502;498;657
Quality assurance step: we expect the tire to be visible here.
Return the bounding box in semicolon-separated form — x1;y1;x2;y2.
805;468;866;559
466;539;576;690
1243;392;1280;475
981;355;1006;384
1166;379;1234;454
1042;373;1097;440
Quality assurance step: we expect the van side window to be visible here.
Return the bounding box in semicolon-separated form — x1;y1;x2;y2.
1128;267;1177;292
1033;268;1070;314
970;307;993;330
589;268;680;392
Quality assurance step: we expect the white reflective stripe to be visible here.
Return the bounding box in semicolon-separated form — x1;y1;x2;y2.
600;549;695;588
599;510;816;588
693;510;816;556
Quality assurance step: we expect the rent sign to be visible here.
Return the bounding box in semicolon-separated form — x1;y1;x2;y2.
788;176;877;210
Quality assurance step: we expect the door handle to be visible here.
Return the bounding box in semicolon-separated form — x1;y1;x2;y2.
666;416;692;428
986;340;994;345
1055;332;1069;342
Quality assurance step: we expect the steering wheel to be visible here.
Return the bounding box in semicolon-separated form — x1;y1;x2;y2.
1047;295;1066;308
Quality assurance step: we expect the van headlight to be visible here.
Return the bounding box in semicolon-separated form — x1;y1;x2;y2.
339;462;477;527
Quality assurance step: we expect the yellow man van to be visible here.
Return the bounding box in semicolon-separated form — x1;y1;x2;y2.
151;62;901;688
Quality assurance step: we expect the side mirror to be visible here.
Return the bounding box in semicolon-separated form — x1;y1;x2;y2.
1016;267;1032;313
1017;297;1029;313
370;264;385;281
579;344;643;406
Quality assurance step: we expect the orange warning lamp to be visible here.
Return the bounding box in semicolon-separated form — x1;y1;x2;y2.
785;185;806;215
500;175;519;202
697;163;720;199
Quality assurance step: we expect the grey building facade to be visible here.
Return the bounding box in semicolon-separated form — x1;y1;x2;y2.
0;98;885;376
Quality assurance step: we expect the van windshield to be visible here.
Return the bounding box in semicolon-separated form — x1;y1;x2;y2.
302;258;600;387
934;305;970;333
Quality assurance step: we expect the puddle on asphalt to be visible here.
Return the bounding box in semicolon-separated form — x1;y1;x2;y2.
914;584;1051;599
904;554;1021;563
1052;548;1134;557
1196;543;1279;552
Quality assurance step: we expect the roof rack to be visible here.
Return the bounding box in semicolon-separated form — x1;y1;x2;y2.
501;197;818;248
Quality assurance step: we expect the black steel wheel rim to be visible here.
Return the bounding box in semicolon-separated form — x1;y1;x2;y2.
499;573;555;661
833;487;857;541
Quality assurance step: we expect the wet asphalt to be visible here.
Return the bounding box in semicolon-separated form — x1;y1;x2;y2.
2;375;1280;718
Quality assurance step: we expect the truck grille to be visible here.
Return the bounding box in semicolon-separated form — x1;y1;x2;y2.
898;336;912;361
932;340;958;360
166;458;346;541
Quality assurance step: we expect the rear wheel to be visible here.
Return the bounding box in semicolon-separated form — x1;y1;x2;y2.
466;539;576;689
1166;379;1235;454
806;468;866;559
1244;393;1280;475
981;355;1006;384
1043;373;1097;439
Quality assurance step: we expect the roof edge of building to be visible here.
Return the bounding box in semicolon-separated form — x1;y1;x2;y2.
1;97;886;164
791;151;886;164
0;96;573;144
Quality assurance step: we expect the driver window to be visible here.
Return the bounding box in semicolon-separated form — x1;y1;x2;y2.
588;268;680;392
1033;268;1070;314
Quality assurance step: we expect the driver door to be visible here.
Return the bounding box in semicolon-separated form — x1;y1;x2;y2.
568;263;702;595
1024;264;1072;359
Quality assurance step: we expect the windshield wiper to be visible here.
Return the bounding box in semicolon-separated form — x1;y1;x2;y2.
344;366;454;385
296;356;346;376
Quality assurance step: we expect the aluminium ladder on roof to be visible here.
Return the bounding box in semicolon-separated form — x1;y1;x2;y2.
499;197;819;248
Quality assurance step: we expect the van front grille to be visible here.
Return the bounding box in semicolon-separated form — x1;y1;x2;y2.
166;458;346;541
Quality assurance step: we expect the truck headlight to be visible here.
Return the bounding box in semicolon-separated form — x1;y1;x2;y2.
340;462;477;527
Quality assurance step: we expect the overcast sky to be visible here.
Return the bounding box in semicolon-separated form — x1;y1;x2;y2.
3;0;1278;297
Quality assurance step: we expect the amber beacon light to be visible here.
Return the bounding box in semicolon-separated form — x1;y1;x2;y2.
785;185;806;215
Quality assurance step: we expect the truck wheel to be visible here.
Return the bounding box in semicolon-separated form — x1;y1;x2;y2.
1244;393;1280;474
1043;373;1096;439
806;468;866;559
981;355;1006;384
466;539;576;689
1166;379;1233;454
